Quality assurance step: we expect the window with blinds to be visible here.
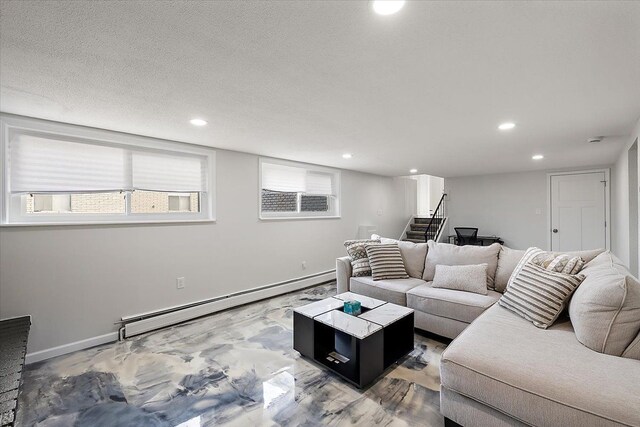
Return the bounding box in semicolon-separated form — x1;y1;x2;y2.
1;115;215;224
259;159;340;219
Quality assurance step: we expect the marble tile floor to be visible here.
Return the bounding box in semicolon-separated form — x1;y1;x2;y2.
17;282;448;427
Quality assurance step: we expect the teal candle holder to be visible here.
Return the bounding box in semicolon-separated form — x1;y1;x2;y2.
343;300;362;316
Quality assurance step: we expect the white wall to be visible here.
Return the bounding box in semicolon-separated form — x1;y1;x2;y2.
445;166;612;250
612;116;640;272
0;148;416;354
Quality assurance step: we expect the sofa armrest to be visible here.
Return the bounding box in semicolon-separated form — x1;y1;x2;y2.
336;256;352;294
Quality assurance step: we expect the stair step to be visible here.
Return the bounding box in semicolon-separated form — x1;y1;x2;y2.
406;230;427;238
413;217;432;225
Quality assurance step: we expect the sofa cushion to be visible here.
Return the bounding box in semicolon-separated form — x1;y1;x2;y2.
349;276;425;306
495;246;526;293
380;237;427;279
422;241;501;289
569;251;640;357
440;304;640;427
344;239;380;277
365;243;409;280
623;332;640;360
407;283;501;323
500;262;585;329
432;264;488;295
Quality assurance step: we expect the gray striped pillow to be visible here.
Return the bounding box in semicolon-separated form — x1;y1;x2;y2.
365;243;409;281
499;262;585;329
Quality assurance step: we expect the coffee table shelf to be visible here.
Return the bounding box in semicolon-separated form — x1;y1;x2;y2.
293;292;414;388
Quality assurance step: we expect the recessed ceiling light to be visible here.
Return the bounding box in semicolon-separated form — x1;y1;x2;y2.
189;118;208;126
372;0;405;16
342;153;353;159
532;154;544;160
409;168;418;174
498;122;516;130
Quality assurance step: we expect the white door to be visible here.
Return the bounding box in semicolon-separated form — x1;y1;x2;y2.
550;172;607;251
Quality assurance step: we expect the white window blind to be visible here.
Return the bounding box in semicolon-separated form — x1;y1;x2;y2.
305;172;334;195
9;133;127;193
132;152;205;193
261;163;307;193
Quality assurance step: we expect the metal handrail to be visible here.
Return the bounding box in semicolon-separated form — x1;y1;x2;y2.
424;193;447;242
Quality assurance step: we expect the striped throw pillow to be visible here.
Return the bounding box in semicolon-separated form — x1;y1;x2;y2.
499;262;585;329
365;243;409;281
344;239;380;277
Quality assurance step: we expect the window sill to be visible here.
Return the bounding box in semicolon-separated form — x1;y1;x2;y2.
259;215;341;221
0;218;216;227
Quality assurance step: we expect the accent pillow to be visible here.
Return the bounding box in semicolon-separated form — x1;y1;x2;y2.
380;237;428;279
500;262;585;329
495;246;527;293
432;264;489;295
569;251;640;357
365;243;409;280
422;241;501;289
532;253;584;275
344;239;380;277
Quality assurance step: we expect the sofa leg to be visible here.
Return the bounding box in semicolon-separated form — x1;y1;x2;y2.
444;417;463;427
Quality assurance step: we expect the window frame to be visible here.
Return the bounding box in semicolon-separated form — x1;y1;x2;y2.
258;157;341;220
0;114;216;226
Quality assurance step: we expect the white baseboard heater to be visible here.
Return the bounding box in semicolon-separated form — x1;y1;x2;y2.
120;270;335;339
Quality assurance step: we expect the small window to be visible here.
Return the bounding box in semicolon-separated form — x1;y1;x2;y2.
1;115;215;225
259;159;340;219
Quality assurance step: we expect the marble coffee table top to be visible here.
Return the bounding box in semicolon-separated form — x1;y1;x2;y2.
294;292;414;339
314;310;383;339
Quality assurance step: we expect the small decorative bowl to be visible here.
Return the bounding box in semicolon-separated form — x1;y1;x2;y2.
343;300;362;316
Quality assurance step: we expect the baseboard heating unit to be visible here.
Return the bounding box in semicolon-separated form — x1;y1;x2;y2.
120;270;335;339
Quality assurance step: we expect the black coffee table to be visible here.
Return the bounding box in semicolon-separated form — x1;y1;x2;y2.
293;292;414;388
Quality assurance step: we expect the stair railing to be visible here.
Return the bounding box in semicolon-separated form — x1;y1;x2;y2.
424;193;447;242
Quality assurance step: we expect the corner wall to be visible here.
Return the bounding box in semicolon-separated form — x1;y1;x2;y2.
0;148;416;355
612;116;640;272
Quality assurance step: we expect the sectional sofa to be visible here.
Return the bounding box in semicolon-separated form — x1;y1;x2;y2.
336;239;640;427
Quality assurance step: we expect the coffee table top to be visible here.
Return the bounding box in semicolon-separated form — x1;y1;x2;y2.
294;292;414;339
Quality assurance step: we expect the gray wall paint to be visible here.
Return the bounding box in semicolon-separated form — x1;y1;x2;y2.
612;116;640;272
445;166;613;251
0;149;416;353
445;170;549;249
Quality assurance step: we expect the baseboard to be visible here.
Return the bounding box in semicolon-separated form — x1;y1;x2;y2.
25;270;336;364
25;332;119;365
123;270;336;338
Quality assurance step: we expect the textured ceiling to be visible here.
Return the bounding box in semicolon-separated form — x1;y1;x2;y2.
1;1;639;177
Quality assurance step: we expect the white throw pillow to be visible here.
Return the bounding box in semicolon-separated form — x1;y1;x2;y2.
431;264;489;295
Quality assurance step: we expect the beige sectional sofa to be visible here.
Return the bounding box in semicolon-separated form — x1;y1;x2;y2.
336;240;640;427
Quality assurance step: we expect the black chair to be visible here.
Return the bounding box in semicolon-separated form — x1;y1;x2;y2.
454;227;479;246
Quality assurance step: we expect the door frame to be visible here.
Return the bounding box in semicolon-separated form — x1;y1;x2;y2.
546;168;611;251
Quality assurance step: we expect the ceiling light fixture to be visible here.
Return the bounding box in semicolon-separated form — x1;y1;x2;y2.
342;153;353;159
409;168;418;174
190;118;208;126
498;122;516;130
372;0;405;16
532;154;544;160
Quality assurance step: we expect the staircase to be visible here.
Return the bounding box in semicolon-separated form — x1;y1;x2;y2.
402;193;447;243
403;217;444;242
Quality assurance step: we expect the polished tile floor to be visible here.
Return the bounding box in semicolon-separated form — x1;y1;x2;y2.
18;283;447;427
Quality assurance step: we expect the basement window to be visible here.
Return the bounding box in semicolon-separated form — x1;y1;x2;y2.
259;159;340;219
1;114;215;225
